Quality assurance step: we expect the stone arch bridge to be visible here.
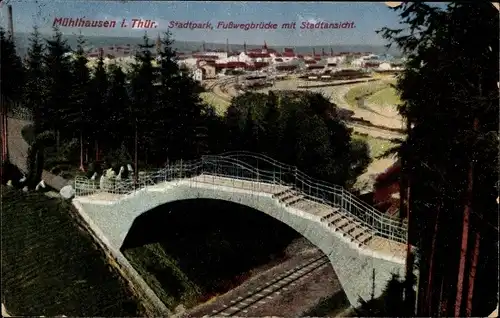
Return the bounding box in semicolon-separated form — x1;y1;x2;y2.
74;151;409;308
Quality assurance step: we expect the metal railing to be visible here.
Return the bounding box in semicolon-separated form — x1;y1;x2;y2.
74;151;408;243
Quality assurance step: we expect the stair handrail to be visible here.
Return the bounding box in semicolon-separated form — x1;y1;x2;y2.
200;154;407;243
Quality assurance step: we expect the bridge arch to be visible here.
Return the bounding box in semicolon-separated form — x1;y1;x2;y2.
74;152;407;307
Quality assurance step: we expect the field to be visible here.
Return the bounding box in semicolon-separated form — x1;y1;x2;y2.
366;86;401;106
200;92;231;115
1;188;143;316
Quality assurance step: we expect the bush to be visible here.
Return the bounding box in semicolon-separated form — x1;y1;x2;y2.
1;161;23;186
21;124;36;144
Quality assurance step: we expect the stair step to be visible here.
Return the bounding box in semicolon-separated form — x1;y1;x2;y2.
287;198;306;208
342;222;358;235
323;208;341;221
280;195;296;204
349;227;366;239
317;209;334;220
283;195;303;205
334;217;351;229
356;232;374;246
272;188;293;199
329;212;344;224
277;192;295;200
320;212;335;222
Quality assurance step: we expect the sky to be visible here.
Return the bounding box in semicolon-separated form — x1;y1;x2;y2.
0;1;447;46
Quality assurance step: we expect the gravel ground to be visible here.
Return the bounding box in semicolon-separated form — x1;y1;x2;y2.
245;265;343;317
184;238;346;317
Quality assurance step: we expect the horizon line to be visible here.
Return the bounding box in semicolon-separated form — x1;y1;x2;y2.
14;31;389;47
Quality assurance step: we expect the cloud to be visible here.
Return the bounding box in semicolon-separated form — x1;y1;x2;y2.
297;14;323;24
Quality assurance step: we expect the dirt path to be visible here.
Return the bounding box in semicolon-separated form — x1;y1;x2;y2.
354;158;397;193
6;117;31;173
348;123;402;140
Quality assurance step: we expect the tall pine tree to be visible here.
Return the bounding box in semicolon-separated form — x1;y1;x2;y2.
154;31;207;161
378;2;499;316
43;26;73;149
128;33;156;167
106;63;129;154
23;26;46;134
0;27;24;105
0;27;24;163
89;52;109;161
70;33;91;170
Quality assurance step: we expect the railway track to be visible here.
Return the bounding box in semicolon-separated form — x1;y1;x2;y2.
205;255;330;317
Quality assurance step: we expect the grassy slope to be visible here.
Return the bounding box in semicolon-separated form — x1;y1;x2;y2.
344;82;389;108
124;244;201;310
1;188;143;316
200;92;231;115
367;86;401;106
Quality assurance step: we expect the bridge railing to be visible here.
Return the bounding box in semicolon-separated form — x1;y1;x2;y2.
217;151;344;191
74;151;407;243
199;155;407;243
74;162;203;196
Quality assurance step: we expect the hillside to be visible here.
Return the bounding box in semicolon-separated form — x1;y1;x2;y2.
1;188;144;316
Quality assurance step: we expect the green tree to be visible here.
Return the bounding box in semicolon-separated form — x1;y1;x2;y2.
70;34;91;170
43;26;74;149
224;91;365;186
261;91;280;156
242;108;259;152
23;26;46;134
293;107;334;179
345;138;371;188
128;33;156;166
0;27;24;164
89;53;109;161
202;105;227;154
0;27;24;105
106;63;129;150
153;31;207;161
378;2;499;316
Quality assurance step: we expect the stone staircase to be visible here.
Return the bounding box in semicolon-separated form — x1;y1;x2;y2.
272;188;375;247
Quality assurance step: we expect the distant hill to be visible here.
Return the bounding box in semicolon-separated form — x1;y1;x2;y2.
13;32;401;57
